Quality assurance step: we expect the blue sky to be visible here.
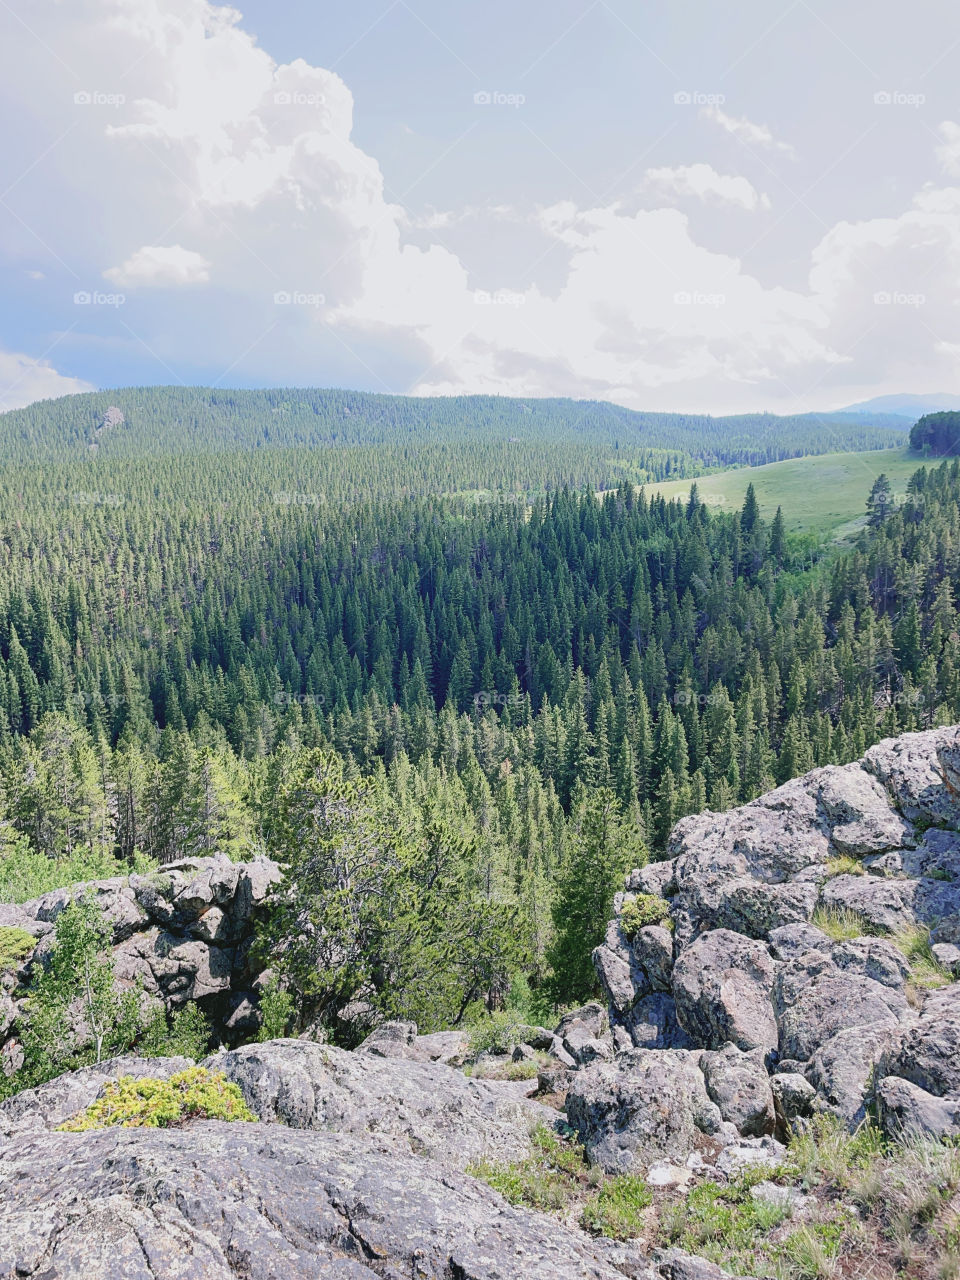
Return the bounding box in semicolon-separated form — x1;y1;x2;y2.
1;0;959;413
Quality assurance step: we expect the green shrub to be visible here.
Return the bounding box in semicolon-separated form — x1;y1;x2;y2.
139;1003;212;1060
467;1009;537;1058
257;976;295;1041
620;893;672;938
57;1067;256;1130
0;925;34;971
0;844;156;904
581;1174;652;1239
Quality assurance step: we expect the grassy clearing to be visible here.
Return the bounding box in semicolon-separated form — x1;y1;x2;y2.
811;905;874;941
645;448;921;540
822;856;867;879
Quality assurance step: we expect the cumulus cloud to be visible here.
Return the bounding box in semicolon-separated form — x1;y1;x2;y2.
936;121;960;176
643;163;771;211
0;349;94;412
701;106;796;157
3;0;960;413
105;244;211;286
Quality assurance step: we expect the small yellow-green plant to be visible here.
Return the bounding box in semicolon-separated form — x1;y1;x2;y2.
0;925;34;971
620;893;672;938
57;1067;256;1131
892;924;952;992
811;905;873;942
822;855;865;878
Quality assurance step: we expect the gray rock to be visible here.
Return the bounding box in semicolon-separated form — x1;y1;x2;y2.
876;1075;960;1140
621;993;692;1050
548;1034;577;1068
932;943;960;977
771;1073;816;1126
562;1020;613;1065
817;762;914;855
632;925;675;991
566;1048;722;1173
807;1024;902;1128
205;1039;537;1169
863;726;960;827
656;1248;753;1279
594;942;641;1013
715;1134;786;1179
820;873;918;934
699;1044;775;1137
900;827;960;880
880;983;960;1097
774;947;910;1062
355;1020;418;1058
555;1001;608;1040
750;1180;807;1213
672;929;778;1053
538;1064;574;1095
0;1122;627;1279
767;922;832;962
627;859;677;898
0;1054;193;1139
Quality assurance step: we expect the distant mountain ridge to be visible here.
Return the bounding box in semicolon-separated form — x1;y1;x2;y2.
839;392;960;418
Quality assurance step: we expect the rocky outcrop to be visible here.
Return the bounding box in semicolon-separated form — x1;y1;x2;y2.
0;855;282;1068
588;727;960;1149
0;1122;635;1279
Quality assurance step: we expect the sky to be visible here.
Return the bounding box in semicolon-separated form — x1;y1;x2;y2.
1;0;959;415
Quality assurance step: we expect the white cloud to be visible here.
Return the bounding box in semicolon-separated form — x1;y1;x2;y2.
4;0;960;415
104;244;211;286
936;121;960;176
701;106;796;157
0;349;94;412
644;163;771;211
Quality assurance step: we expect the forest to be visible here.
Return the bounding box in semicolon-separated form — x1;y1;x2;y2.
0;387;953;1037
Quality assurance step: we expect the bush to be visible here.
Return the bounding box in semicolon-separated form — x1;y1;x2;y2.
467;1009;538;1058
257;976;295;1041
57;1067;256;1130
620;893;672;938
0;843;155;904
139;1003;212;1060
0;925;34;971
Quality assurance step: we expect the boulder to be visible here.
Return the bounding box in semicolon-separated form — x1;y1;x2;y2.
863;727;960;827
632;925;675;991
876;1076;960;1140
770;1072;816;1127
880;983;960;1097
555;1001;608;1040
205;1039;537;1169
767;922;832;962
819;873;918;934
699;1044;775;1137
561;1020;613;1065
773;947;910;1063
0;1123;628;1280
621;993;692;1050
565;1048;722;1173
355;1020;418;1058
672;929;778;1053
817;762;914;855
807;1024;901;1128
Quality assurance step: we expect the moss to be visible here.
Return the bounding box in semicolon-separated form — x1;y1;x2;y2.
0;925;34;971
57;1067;256;1131
620;893;672;938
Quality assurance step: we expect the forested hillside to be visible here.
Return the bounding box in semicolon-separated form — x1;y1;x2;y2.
0;385;956;1021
